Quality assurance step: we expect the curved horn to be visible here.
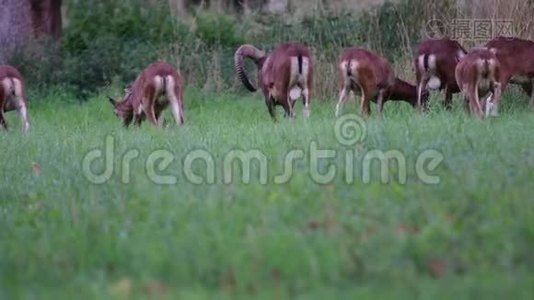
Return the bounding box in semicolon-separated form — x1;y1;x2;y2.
234;44;266;92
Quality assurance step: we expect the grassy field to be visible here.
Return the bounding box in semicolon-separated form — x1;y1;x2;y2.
1;86;534;299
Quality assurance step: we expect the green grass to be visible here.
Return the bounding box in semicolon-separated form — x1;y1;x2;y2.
1;86;534;299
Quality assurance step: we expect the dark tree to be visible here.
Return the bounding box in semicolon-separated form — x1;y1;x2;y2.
0;0;62;63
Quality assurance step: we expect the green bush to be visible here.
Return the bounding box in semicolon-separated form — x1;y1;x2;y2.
194;12;243;49
62;0;176;54
55;0;178;98
9;37;63;88
9;0;447;100
8;0;179;99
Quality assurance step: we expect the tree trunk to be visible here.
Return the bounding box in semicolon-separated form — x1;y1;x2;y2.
29;0;63;40
0;0;62;64
0;0;32;63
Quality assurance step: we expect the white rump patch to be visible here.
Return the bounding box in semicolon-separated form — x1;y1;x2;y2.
1;78;22;110
153;75;171;105
427;76;441;90
427;54;437;70
13;79;23;98
290;56;310;80
339;60;348;72
475;58;485;72
417;55;425;72
487;58;497;74
417;54;436;72
1;78;12;94
341;59;359;87
136;105;144;115
1;79;14;106
456;50;466;61
288;56;310;100
347;59;359;75
153;75;164;98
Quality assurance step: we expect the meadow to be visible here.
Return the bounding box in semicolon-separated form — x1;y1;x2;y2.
1;85;534;299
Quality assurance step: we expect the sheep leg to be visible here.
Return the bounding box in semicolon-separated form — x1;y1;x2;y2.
264;91;276;121
528;80;534;112
444;86;453;110
0;109;7;130
416;78;428;112
302;87;310;119
360;88;370;119
281;90;293;119
468;85;483;118
335;86;349;117
488;82;502;117
376;89;385;119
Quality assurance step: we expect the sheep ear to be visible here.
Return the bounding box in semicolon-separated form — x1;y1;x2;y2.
107;96;117;106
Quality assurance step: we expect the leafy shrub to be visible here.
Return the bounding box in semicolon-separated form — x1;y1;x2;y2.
8;0;179;98
62;0;176;54
9;37;63;88
9;0;453;100
194;12;243;49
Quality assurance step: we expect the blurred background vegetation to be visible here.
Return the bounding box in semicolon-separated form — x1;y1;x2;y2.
5;0;534;99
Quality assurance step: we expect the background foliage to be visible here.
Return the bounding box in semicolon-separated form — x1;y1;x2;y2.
3;0;534;298
7;0;534;98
